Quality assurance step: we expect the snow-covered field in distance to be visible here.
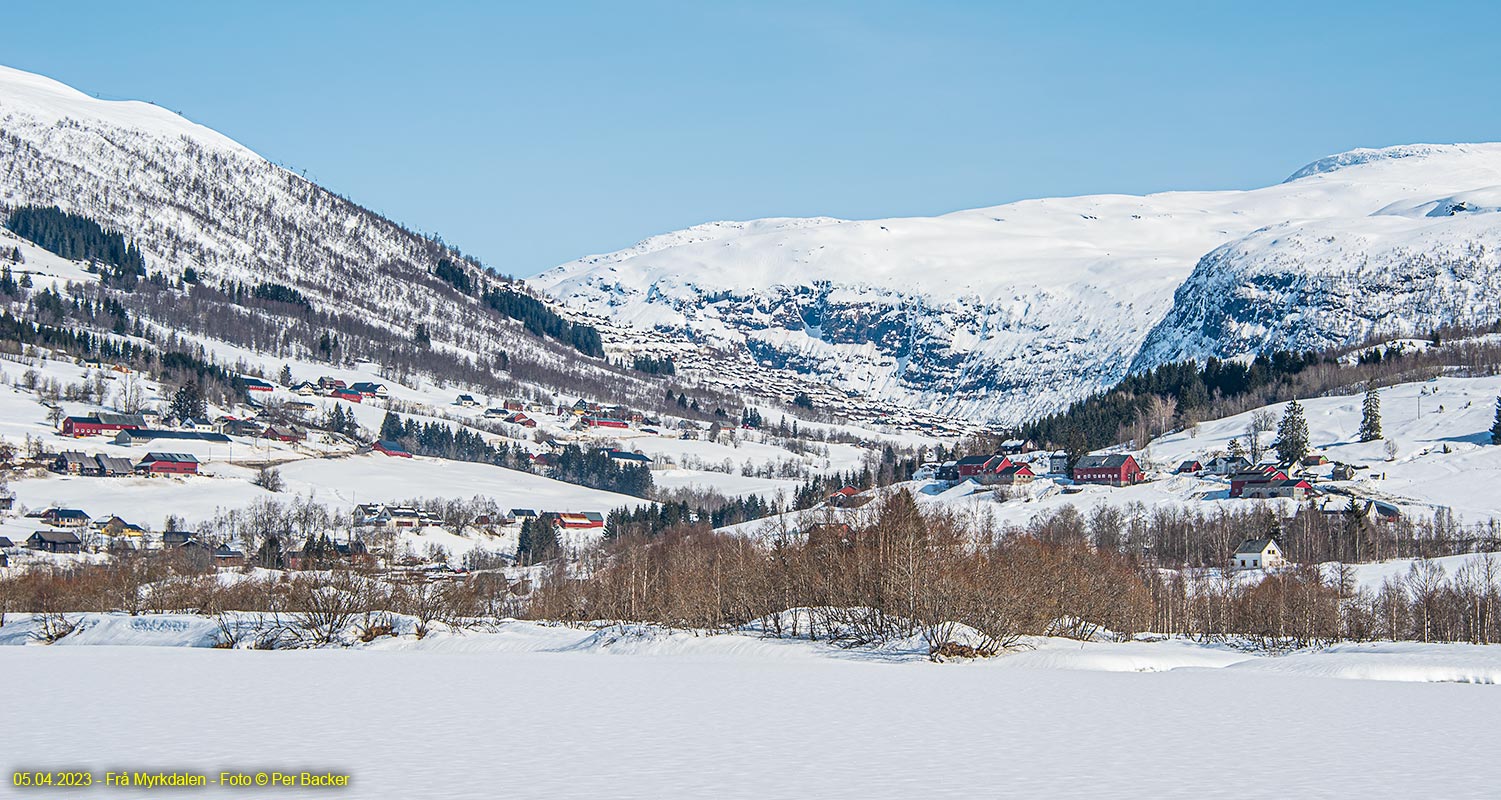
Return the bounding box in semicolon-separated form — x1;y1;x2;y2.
4;620;1500;799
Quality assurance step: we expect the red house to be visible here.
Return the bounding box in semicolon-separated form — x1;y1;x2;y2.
331;388;363;403
954;454;1013;479
507;412;538;428
136;452;200;475
1072;454;1143;486
581;416;629;429
989;463;1035;486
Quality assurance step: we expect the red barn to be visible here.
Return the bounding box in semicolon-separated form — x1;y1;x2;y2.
554;512;604;529
61;412;145;437
331;388;363;403
136;452;200;475
373;440;412;458
1072;454;1143;487
581;416;629;429
1229;467;1290;498
263;425;305;443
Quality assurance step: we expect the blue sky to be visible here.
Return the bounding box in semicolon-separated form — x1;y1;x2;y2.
5;2;1499;275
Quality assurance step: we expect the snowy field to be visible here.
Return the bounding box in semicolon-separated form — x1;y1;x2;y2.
4;621;1500;799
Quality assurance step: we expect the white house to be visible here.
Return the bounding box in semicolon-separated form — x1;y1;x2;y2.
1232;536;1288;570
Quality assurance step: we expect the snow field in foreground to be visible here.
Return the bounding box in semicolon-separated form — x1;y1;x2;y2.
5;632;1499;800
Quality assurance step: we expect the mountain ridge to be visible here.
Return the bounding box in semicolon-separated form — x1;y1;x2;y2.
535;142;1501;424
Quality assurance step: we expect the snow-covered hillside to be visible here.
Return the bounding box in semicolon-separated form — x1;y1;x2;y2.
535;143;1501;424
0;64;638;404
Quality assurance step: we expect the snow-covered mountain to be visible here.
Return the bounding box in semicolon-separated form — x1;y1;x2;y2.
0;64;624;399
535;143;1501;424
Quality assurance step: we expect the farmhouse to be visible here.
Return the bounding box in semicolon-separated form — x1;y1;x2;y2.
1175;460;1203;474
42;508;91;527
135;452;200;475
349;381;388;398
28;529;82;554
507;412;538;428
97;515;148;539
456;394;479;407
292;381;319;396
1302;453;1331;467
1232;536;1288;570
990;463;1036;486
1072;454;1144;487
1206;455;1252;475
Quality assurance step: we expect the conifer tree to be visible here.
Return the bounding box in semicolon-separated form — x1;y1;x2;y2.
379;411;404;442
1275;399;1309;463
1491;397;1501;446
169;381;207;422
1358;385;1382;442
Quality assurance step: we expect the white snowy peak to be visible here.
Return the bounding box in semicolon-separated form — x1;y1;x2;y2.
535;142;1501;423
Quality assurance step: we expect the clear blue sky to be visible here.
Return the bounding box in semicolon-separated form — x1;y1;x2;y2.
5;1;1498;275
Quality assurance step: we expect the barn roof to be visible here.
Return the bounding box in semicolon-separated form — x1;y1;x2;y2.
1075;454;1133;469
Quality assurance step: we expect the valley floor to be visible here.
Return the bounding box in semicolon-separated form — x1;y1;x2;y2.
4;618;1499;799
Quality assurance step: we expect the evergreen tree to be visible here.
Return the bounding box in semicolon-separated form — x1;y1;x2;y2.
278;364;293;386
379;411;405;442
1492;397;1501;446
1358;385;1382;442
18;272;31;289
0;266;14;296
414;323;431;349
518;516;559;565
1275;400;1309;463
169;381;207;422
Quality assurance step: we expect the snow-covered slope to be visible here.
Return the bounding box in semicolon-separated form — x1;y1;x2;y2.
0;64;608;391
535;143;1501;424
